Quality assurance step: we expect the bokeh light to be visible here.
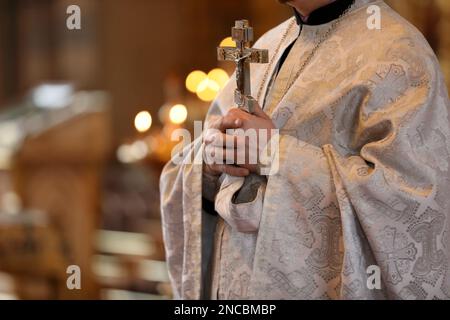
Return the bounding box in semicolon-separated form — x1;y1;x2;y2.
134;111;152;133
219;36;236;47
207;68;229;89
157;103;171;124
196;79;220;102
116;145;133;163
116;140;149;163
185;68;229;102
185;70;207;93
129;140;149;160
169;104;188;124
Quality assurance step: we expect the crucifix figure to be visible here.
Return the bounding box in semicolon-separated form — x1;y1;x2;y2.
217;20;269;114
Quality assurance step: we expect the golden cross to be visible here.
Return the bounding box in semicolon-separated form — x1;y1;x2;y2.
217;20;269;113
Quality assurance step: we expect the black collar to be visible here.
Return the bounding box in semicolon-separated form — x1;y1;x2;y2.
294;0;355;26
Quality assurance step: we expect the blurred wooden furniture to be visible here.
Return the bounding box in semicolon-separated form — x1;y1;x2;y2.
0;212;67;299
0;89;112;299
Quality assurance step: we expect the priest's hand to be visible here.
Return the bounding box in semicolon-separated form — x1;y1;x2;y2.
203;115;250;177
203;103;276;175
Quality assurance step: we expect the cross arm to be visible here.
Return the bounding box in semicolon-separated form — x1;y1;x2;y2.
217;47;269;64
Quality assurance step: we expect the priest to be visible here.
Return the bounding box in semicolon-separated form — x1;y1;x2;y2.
160;0;450;299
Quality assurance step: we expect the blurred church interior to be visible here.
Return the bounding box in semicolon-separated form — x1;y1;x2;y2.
0;0;448;299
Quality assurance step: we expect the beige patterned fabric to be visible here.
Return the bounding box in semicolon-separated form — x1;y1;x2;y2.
160;0;450;300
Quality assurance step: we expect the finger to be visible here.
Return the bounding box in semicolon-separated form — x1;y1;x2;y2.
219;116;242;131
219;108;247;131
204;127;222;144
204;144;235;165
209;144;255;167
215;164;250;177
251;102;271;120
205;145;237;165
208;132;247;149
203;143;218;165
206;115;223;130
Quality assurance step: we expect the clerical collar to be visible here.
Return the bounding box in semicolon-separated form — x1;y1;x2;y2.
294;0;355;26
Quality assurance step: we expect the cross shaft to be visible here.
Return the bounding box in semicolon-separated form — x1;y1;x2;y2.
217;20;268;113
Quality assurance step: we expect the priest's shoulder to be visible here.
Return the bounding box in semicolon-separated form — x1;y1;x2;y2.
376;2;436;57
253;17;296;49
344;1;440;74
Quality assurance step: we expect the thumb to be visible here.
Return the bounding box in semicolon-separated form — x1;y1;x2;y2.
251;101;270;120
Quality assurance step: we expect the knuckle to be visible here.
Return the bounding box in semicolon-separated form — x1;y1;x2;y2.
227;108;240;118
217;116;225;128
209;117;220;129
